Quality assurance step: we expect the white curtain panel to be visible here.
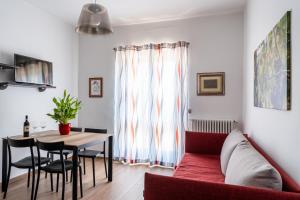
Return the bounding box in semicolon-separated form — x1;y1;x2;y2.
113;41;189;167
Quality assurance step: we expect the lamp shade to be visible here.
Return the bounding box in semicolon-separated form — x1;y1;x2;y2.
75;3;113;35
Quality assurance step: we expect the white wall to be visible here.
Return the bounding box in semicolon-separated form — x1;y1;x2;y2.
243;0;300;184
78;12;244;132
0;0;79;179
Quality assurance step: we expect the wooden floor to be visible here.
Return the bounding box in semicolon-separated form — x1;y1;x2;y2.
1;158;173;200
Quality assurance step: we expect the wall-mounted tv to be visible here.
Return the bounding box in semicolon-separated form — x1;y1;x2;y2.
14;54;53;85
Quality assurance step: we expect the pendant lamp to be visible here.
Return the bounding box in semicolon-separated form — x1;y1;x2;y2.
75;1;113;35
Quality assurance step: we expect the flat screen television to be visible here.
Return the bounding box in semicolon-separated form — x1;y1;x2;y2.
14;54;53;85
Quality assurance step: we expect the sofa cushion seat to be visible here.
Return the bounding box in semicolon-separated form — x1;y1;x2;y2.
174;153;224;183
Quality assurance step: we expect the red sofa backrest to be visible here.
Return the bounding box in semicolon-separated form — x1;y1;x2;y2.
185;132;228;155
249;138;300;193
185;131;300;193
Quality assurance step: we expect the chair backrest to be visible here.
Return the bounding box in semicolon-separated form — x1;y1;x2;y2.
36;140;64;152
7;137;35;148
36;140;65;167
7;137;35;165
71;127;83;132
84;128;107;134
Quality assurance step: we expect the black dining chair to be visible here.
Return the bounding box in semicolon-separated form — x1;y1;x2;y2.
4;137;50;200
70;127;83;132
34;140;83;200
78;128;107;187
46;127;82;181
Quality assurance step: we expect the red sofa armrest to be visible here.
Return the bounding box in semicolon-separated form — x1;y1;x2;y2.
144;173;300;200
185;131;228;154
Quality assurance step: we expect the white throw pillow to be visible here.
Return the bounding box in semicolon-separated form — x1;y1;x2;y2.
225;141;282;191
220;130;247;175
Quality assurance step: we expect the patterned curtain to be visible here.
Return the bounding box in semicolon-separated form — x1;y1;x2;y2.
113;41;189;167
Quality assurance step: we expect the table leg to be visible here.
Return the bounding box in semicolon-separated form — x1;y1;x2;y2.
108;136;113;182
2;138;8;192
72;148;78;200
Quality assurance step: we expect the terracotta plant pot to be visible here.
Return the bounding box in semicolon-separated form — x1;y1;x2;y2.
59;123;71;135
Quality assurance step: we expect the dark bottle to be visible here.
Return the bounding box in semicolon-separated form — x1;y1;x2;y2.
23;115;30;137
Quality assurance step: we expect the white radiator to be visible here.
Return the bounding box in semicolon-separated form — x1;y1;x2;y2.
189;119;238;133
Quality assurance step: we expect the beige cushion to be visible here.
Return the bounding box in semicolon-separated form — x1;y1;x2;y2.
225;141;282;191
220;130;247;174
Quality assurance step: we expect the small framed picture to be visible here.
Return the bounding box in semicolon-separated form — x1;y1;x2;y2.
89;77;103;97
197;72;225;96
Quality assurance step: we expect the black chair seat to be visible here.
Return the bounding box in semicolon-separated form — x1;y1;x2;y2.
4;137;37;200
78;150;103;158
79;128;108;187
12;156;50;168
41;160;73;173
49;150;73;156
35;140;83;199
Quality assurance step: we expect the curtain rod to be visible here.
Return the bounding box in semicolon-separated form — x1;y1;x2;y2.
113;41;190;51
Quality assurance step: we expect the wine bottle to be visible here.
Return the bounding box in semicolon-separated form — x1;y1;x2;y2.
23;115;30;137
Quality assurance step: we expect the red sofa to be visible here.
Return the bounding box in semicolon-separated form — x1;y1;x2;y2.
144;131;300;200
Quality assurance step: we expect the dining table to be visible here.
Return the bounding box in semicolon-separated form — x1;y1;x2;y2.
1;130;113;200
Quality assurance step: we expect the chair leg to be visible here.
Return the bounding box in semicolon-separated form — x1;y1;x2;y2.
103;142;108;178
3;165;11;199
47;154;54;182
34;169;41;200
78;157;81;176
103;155;108;178
79;166;83;198
50;173;53;191
92;158;96;187
30;168;35;200
70;170;72;182
56;173;59;192
45;152;50;178
65;153;69;182
27;168;31;188
83;157;86;175
62;171;65;200
66;170;69;182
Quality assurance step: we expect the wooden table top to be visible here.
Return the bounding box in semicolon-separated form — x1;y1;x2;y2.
8;130;112;149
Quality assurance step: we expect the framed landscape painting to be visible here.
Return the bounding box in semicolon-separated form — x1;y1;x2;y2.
254;11;291;110
197;72;225;96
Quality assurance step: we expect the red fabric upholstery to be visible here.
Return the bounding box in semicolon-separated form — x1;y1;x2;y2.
185;131;227;154
174;153;224;183
144;131;300;200
144;173;300;200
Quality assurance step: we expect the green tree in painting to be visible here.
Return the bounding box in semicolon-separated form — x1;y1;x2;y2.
254;11;291;110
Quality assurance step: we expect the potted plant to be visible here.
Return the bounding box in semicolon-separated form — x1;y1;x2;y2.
47;90;81;135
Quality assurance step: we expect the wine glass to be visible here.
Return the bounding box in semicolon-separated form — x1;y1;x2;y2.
31;121;39;133
40;121;47;131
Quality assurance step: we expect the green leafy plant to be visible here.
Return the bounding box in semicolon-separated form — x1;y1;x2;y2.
47;90;82;125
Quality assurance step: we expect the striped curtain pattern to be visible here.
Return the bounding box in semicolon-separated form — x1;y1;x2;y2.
113;41;189;167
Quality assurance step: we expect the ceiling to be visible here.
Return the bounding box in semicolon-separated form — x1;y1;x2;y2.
24;0;246;26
